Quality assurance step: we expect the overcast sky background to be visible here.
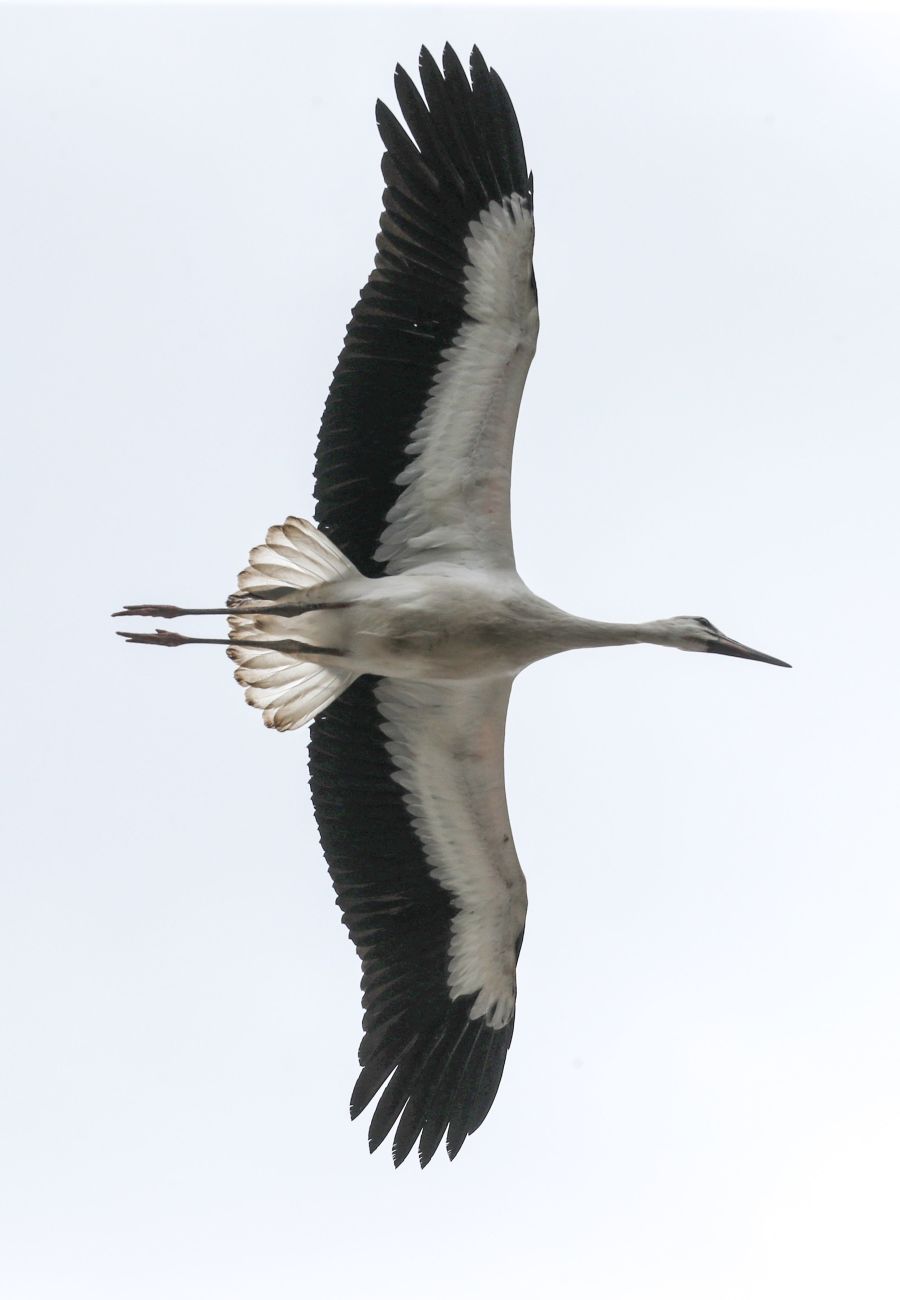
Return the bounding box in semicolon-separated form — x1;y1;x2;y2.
2;6;900;1298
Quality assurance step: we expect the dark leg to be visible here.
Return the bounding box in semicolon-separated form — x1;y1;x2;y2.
112;604;235;618
115;629;344;656
112;602;348;619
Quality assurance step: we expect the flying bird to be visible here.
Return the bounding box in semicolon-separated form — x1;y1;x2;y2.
115;44;789;1167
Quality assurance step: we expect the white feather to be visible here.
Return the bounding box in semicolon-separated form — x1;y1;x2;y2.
376;676;527;1029
237;515;359;595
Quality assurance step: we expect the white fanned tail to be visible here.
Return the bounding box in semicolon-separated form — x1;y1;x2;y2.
230;516;359;597
227;516;358;731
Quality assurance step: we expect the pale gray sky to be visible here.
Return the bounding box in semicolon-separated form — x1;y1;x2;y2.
2;7;899;1299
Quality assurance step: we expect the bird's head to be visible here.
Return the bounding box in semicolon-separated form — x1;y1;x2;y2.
655;616;791;667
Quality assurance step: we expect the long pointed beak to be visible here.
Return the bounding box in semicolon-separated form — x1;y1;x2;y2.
708;635;791;668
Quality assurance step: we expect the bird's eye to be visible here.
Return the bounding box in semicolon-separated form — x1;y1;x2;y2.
696;617;714;630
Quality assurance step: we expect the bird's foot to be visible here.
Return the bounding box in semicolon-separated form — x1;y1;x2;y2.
116;628;190;647
112;604;185;619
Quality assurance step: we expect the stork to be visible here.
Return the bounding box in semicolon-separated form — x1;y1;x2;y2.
115;45;788;1167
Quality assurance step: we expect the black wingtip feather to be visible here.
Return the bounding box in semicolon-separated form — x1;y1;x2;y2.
390;1017;472;1166
368;1055;424;1154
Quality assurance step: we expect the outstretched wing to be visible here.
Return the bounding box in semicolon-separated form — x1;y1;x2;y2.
308;675;527;1166
314;43;538;578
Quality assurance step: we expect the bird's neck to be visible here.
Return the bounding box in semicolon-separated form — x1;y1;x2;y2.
548;615;679;654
